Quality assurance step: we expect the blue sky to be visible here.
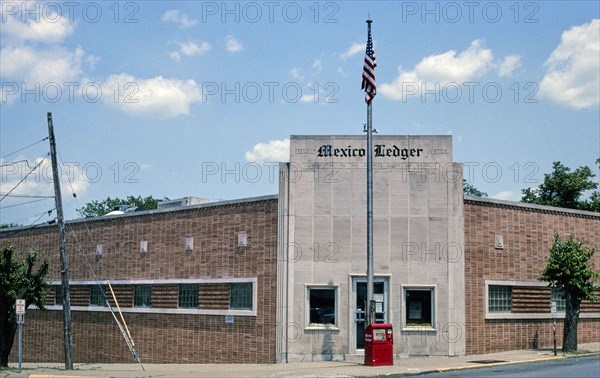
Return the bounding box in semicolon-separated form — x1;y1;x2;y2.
1;1;599;225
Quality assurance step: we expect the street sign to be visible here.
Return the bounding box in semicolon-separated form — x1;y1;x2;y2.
16;299;25;373
16;299;25;315
551;300;557;356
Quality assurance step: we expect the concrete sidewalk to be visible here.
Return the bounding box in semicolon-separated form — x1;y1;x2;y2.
3;342;599;378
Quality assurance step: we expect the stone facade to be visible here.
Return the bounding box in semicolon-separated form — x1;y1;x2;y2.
277;135;465;361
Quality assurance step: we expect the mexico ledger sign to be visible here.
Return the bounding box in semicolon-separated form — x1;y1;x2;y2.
317;144;423;160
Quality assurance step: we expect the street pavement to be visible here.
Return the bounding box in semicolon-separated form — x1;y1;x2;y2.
2;342;599;378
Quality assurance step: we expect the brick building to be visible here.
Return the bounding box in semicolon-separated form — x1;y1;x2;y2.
464;196;600;354
3;135;599;364
5;196;279;363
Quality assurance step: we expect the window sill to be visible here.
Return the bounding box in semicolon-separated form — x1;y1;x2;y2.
402;326;436;332
486;312;599;320
39;305;257;316
305;324;340;332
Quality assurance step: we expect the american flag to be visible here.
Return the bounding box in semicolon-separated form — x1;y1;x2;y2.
361;22;376;104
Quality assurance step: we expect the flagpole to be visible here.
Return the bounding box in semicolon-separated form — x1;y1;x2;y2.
365;18;375;328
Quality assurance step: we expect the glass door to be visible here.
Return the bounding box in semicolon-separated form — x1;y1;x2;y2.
353;278;387;350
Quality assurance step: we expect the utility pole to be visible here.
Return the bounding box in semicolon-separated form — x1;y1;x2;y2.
48;112;73;369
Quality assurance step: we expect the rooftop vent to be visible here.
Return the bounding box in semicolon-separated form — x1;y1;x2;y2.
157;197;208;210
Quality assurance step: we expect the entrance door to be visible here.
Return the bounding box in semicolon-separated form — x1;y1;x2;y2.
353;278;388;350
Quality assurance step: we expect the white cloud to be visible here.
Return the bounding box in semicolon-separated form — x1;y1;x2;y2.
169;51;181;62
490;191;521;202
102;74;202;118
300;94;316;103
539;19;599;109
312;59;323;73
161;10;198;28
0;3;94;92
380;40;494;100
245;139;290;162
0;45;88;84
497;55;522;77
446;130;463;143
290;68;303;80
414;39;492;82
168;42;210;62
340;42;365;60
1;7;75;44
180;41;210;56
225;35;243;53
169;41;210;61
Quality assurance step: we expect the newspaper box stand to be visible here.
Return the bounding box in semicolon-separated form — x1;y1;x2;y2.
364;323;393;366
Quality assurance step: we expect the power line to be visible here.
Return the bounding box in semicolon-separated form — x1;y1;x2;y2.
0;197;53;209
26;209;54;226
0;193;54;199
1;137;49;160
0;209;55;239
10;208;55;225
58;150;78;199
0;156;47;203
1;159;42;168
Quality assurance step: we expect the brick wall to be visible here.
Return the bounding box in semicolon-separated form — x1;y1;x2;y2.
464;198;600;354
4;197;278;363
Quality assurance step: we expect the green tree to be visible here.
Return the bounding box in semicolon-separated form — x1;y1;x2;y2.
76;195;166;218
540;233;599;351
589;191;600;212
463;179;487;197
521;161;599;211
0;245;49;367
0;224;21;229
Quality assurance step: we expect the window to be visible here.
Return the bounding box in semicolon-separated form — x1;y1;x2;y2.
230;282;252;310
55;285;63;306
404;288;434;327
308;287;337;326
489;285;512;312
134;285;152;307
551;287;566;312
90;285;106;307
178;284;198;308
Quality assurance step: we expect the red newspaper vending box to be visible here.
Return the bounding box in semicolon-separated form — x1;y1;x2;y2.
364;323;393;366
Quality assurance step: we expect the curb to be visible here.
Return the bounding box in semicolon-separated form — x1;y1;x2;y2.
363;352;600;377
433;356;565;374
417;352;600;376
349;353;600;378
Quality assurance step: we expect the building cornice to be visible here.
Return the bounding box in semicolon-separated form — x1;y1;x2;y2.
0;194;278;233
464;195;600;219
